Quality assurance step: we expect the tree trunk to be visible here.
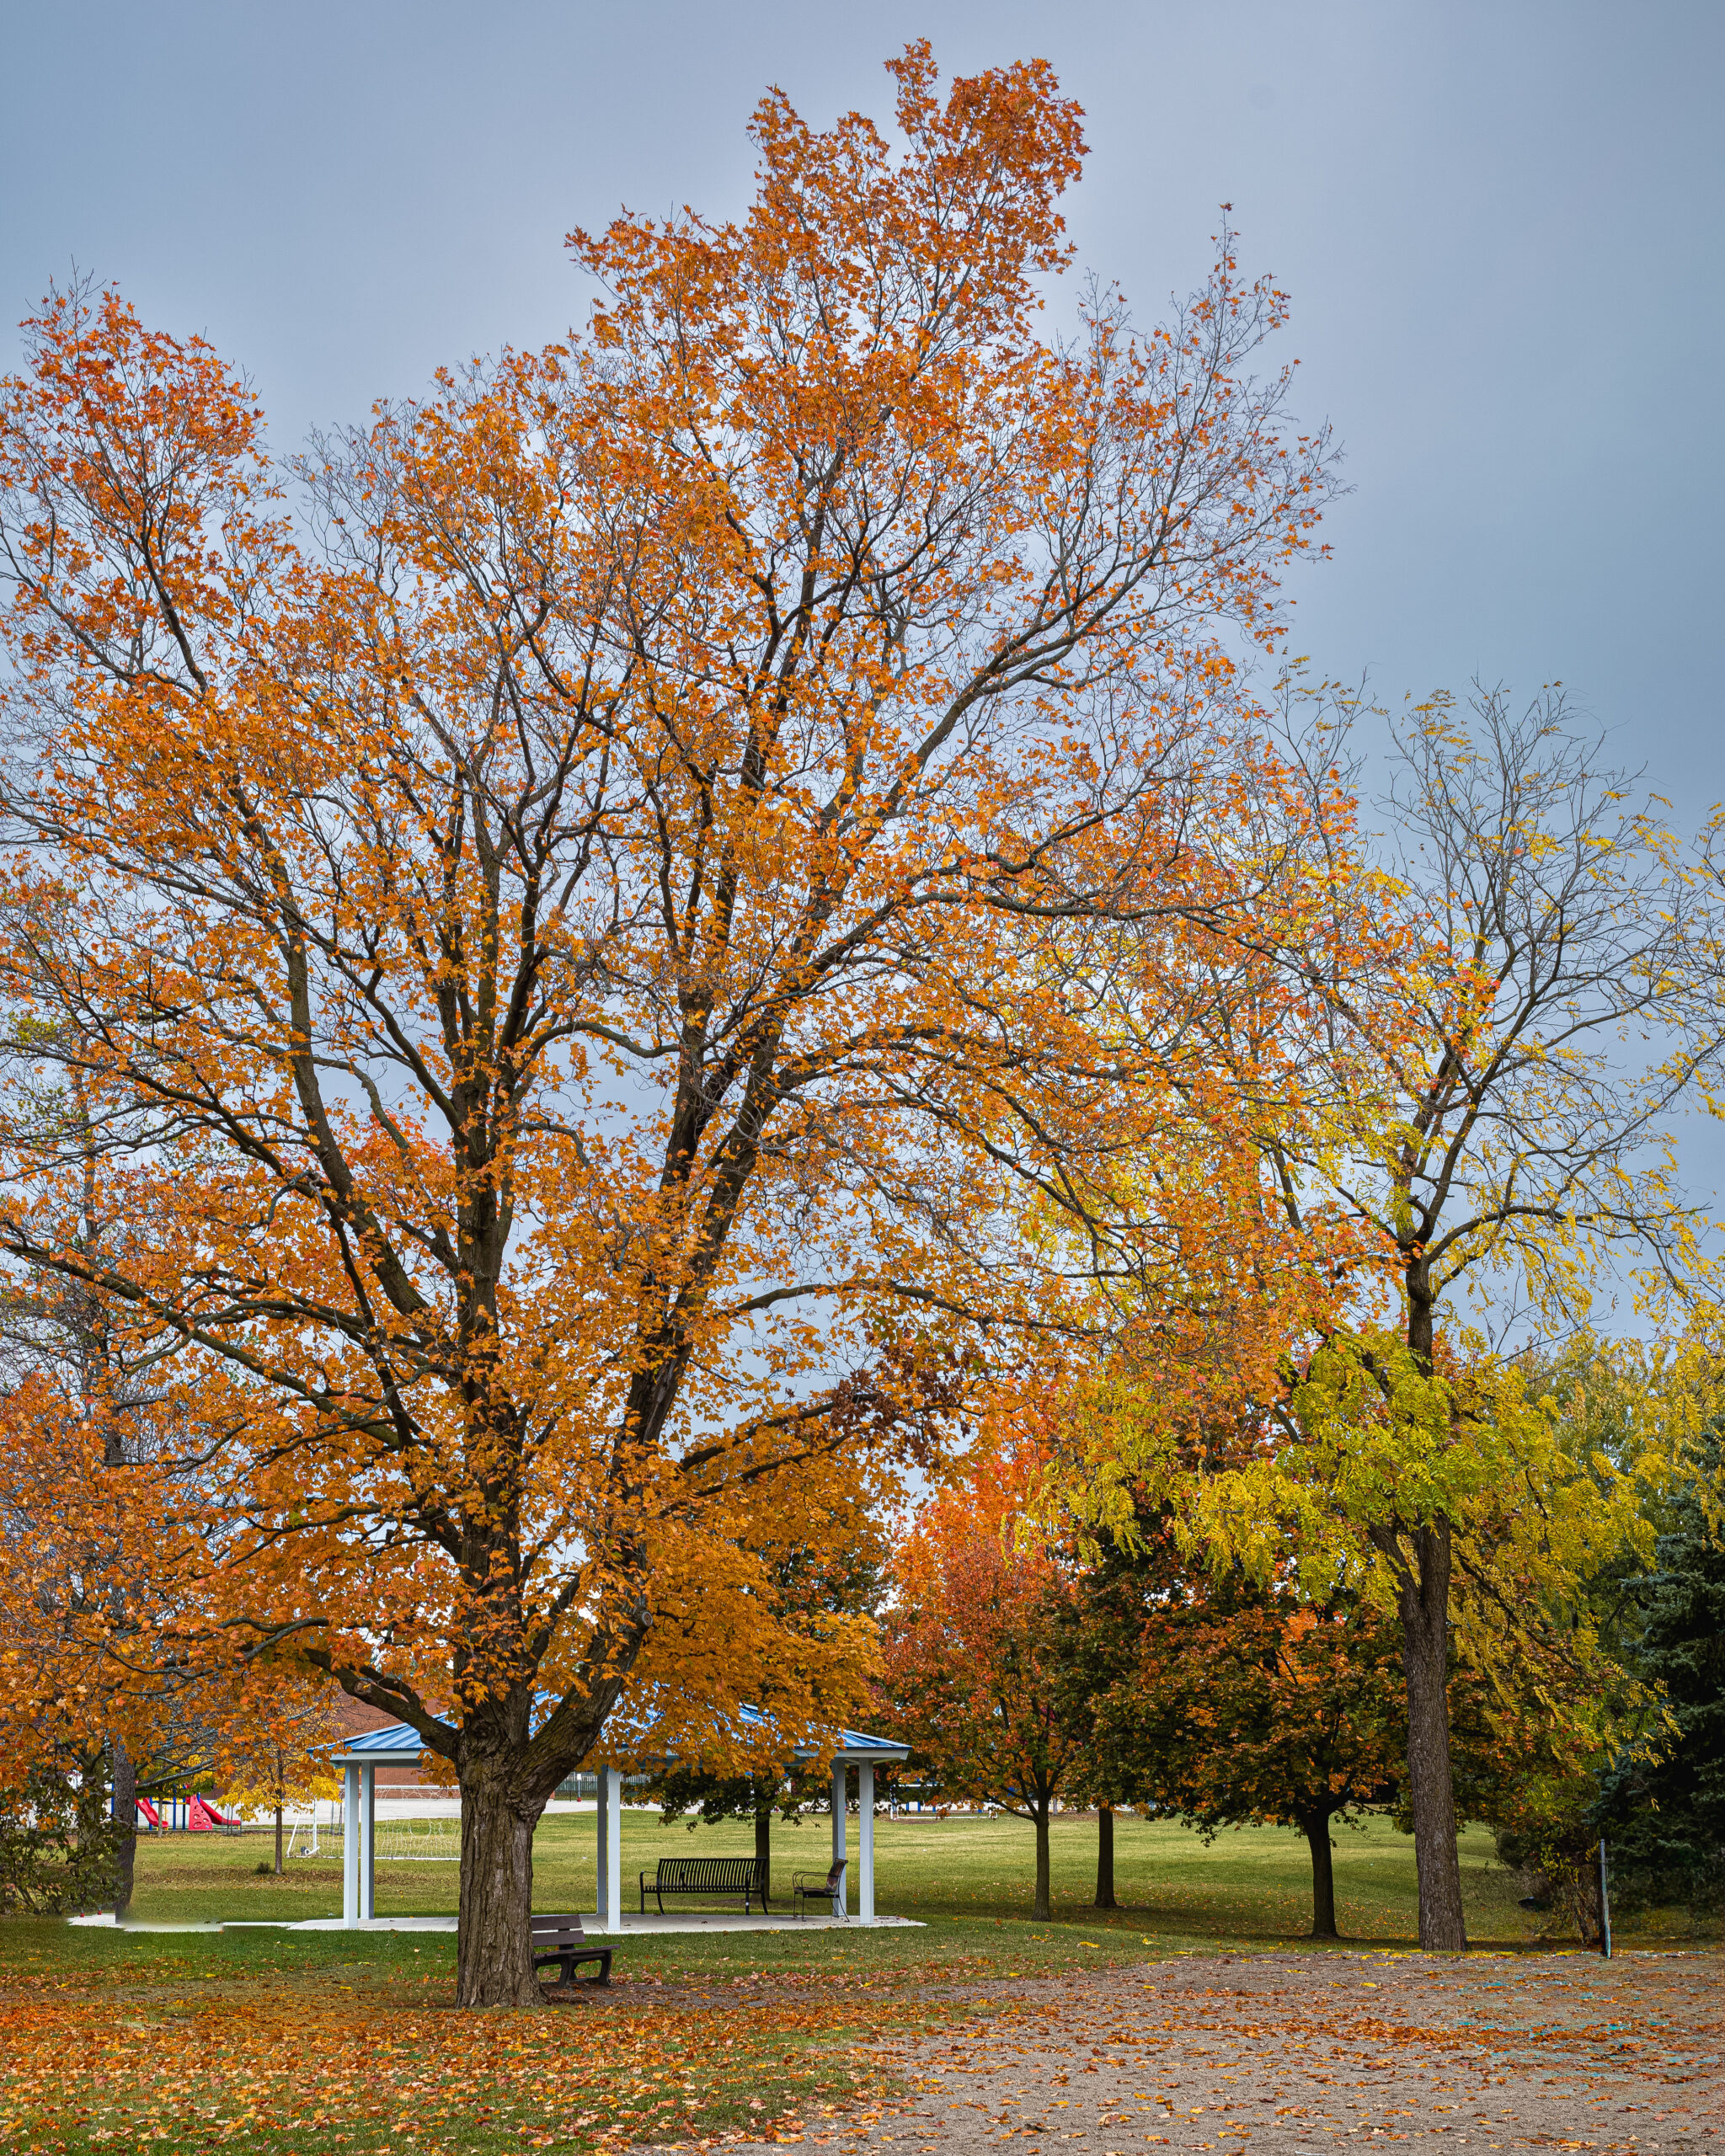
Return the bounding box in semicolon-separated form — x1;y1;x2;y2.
1565;1853;1603;1949
1395;1516;1467;1951
456;1765;542;2007
274;1805;284;1876
1033;1803;1052;1920
1393;1261;1468;1953
755;1791;772;1897
1094;1803;1116;1908
111;1738;136;1919
1303;1810;1338;1938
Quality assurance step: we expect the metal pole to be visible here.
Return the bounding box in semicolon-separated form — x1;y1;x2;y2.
595;1766;622;1934
605;1767;622;1935
1599;1838;1612;1959
595;1769;611;1930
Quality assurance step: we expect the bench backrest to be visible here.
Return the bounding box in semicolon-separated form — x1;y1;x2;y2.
531;1913;587;1941
654;1856;765;1887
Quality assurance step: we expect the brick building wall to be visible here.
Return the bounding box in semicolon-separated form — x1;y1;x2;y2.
333;1691;452;1798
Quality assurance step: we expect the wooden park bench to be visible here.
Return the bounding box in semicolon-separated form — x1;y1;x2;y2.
791;1858;846;1919
638;1854;770;1914
531;1912;614;1988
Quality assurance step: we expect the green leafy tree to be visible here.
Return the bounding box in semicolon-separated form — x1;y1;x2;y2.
0;1744;124;1916
1049;1515;1188;1910
1087;1557;1404;1938
1098;693;1717;1950
1599;1430;1725;1924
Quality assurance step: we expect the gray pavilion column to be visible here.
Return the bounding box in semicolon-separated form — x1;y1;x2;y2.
857;1763;875;1923
342;1762;360;1926
830;1760;847;1918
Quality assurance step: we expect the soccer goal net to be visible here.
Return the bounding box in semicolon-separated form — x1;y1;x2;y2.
286;1813;461;1862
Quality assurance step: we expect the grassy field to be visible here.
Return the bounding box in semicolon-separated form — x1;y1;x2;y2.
2;1807;1707;2156
109;1803;1574;1945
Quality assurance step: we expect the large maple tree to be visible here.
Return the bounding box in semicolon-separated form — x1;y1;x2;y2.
0;46;1336;2000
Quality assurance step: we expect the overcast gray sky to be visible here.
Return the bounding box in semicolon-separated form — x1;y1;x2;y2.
5;0;1719;774
5;0;1724;1246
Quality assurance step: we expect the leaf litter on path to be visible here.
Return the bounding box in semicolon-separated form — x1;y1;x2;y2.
686;1949;1722;2156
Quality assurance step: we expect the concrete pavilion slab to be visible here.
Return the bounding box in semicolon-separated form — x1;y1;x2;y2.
290;1909;920;1934
72;1910;922;1934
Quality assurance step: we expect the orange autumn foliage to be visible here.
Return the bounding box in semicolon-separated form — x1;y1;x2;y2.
0;45;1342;1999
0;1975;884;2150
876;1446;1084;1919
0;1368;200;1788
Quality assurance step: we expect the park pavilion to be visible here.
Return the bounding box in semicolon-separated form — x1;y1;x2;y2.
330;1706;910;1930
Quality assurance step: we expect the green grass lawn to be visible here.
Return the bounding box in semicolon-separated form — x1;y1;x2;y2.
115;1803;1568;1947
3;1806;1705;2156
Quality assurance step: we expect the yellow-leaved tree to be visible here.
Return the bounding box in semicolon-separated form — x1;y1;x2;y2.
1070;691;1718;1949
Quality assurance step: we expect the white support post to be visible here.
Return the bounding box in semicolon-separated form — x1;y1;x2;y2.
857;1763;875;1924
830;1761;847;1918
595;1767;622;1933
595;1769;611;1930
360;1763;377;1921
342;1763;360;1927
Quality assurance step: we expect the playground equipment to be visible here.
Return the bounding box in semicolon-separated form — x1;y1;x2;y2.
131;1793;239;1832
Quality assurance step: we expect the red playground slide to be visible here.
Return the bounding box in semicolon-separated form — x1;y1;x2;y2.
187;1795;237;1831
136;1796;163;1829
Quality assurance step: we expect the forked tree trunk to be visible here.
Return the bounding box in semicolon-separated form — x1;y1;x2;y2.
111;1738;136;1918
1396;1517;1467;1951
1302;1809;1338;1938
392;1615;646;2006
1033;1801;1052;1920
755;1793;772;1893
457;1765;542;2007
1094;1804;1116;1908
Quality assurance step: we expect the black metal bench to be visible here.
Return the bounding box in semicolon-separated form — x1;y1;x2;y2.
531;1912;614;1988
638;1854;770;1913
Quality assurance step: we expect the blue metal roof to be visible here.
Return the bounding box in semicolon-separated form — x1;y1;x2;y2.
737;1701;909;1758
331;1722;433;1762
330;1705;908;1768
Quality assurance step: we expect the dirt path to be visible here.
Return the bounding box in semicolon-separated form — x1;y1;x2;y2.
698;1949;1722;2156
